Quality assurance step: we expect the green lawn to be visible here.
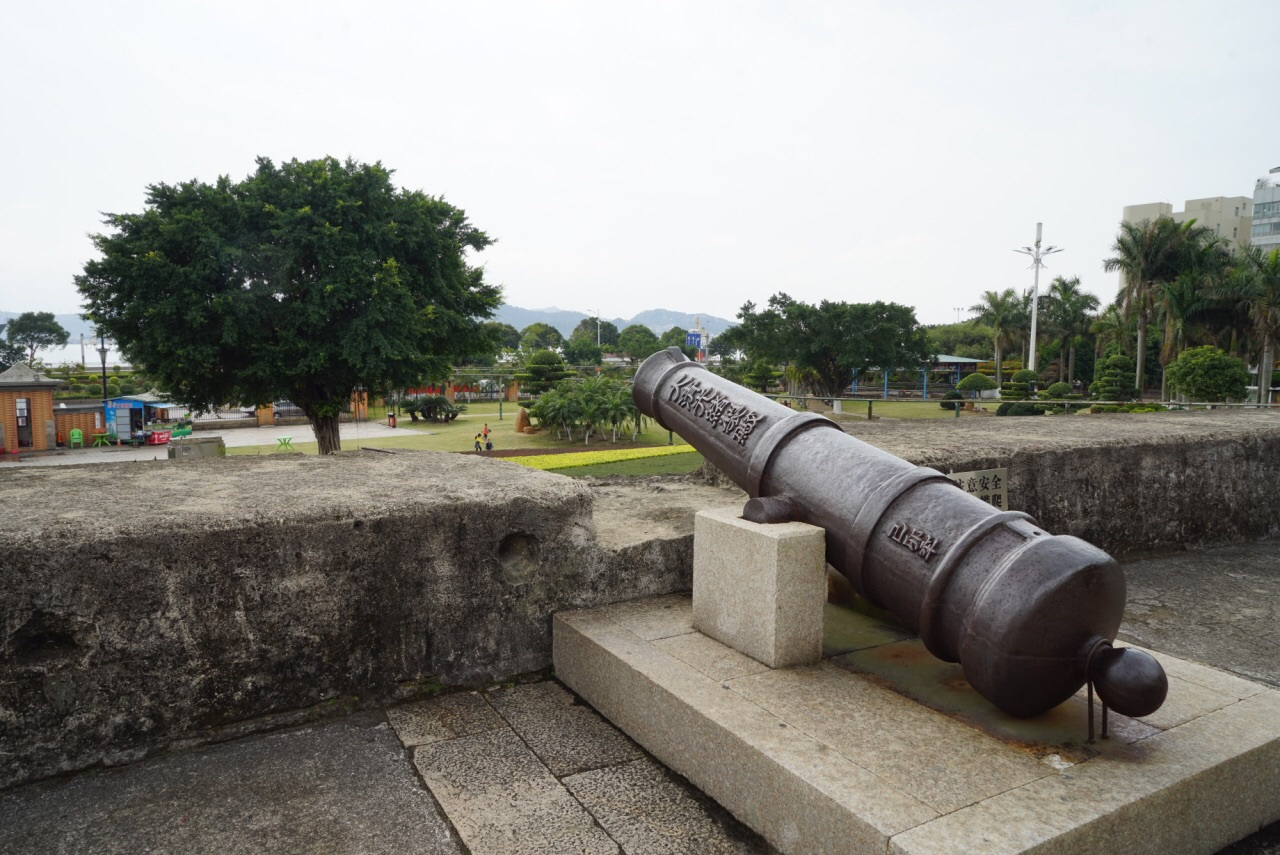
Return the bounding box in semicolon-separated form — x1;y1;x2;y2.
554;452;706;478
227;400;692;456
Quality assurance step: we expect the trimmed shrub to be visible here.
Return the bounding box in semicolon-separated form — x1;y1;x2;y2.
956;372;997;393
996;402;1044;417
940;389;964;411
1165;346;1249;402
1011;369;1038;383
1089;355;1136;400
1044;382;1072;399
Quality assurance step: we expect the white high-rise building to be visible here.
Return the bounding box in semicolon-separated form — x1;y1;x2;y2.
1250;178;1280;254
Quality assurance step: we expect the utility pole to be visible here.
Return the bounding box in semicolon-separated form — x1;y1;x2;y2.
1013;223;1062;378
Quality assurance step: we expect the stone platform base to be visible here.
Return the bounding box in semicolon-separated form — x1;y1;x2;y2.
553;594;1280;855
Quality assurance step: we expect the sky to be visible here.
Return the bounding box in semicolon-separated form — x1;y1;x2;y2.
2;0;1277;329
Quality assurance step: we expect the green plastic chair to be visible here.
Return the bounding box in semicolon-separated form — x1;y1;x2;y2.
69;428;83;448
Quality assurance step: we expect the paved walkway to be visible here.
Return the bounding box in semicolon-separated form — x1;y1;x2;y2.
0;544;1276;854
0;421;407;468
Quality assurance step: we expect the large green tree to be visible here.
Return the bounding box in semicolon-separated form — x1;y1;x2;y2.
5;312;69;366
561;334;603;366
519;322;564;352
734;294;933;398
659;325;698;359
484;321;521;352
76;157;499;454
617;324;661;364
571;317;619;348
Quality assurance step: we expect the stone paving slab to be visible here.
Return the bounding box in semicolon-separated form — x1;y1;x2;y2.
486;680;644;777
386;690;507;746
0;713;464;855
413;728;620;855
556;594;1280;855
398;683;776;854
564;757;776;855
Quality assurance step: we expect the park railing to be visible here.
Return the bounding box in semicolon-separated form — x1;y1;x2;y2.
764;394;1280;420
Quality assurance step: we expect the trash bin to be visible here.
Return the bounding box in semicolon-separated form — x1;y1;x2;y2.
388;414;397;428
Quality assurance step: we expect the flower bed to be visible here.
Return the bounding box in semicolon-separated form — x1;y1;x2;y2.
509;445;697;471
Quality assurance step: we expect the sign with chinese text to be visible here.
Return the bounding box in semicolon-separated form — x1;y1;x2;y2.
949;467;1009;510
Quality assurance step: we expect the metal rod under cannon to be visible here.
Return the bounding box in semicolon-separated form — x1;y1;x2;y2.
633;347;1167;719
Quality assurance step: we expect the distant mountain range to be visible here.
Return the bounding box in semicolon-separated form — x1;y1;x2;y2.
0;305;738;348
493;305;736;337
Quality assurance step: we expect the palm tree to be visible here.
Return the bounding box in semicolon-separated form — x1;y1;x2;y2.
1212;247;1280;404
1103;216;1216;398
1046;276;1099;383
968;288;1020;386
601;387;632;442
1090;304;1130;363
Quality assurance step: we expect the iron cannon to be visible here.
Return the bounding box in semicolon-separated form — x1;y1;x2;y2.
633;347;1167;720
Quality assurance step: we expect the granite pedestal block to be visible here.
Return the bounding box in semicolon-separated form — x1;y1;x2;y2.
692;507;826;669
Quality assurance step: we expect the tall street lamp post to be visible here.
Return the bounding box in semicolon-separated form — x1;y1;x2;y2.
1014;223;1062;379
97;335;110;435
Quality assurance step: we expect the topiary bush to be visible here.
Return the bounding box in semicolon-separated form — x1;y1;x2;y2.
1004;383;1029;399
996;402;1044;417
940;389;964;411
1044;381;1072;399
1011;369;1038;383
1089;354;1137;401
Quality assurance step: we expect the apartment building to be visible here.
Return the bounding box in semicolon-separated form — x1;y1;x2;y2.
1121;196;1253;248
1250;179;1280;254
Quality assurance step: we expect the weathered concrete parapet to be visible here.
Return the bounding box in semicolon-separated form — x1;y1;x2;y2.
0;453;711;790
834;410;1280;557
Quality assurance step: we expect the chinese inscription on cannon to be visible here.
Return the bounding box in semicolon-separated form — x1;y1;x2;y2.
668;375;763;446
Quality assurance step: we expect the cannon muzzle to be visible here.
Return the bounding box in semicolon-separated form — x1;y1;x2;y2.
634;347;1166;718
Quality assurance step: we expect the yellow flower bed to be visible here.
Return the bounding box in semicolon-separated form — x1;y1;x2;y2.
510;444;698;471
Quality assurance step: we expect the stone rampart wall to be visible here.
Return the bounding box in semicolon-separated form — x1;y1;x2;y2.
0;454;693;790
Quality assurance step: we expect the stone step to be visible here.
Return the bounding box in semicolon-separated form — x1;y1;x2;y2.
554;594;1280;855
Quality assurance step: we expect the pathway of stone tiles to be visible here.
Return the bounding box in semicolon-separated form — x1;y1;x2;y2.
0;682;778;855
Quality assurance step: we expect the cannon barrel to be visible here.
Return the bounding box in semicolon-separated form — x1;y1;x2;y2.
633;348;1166;719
